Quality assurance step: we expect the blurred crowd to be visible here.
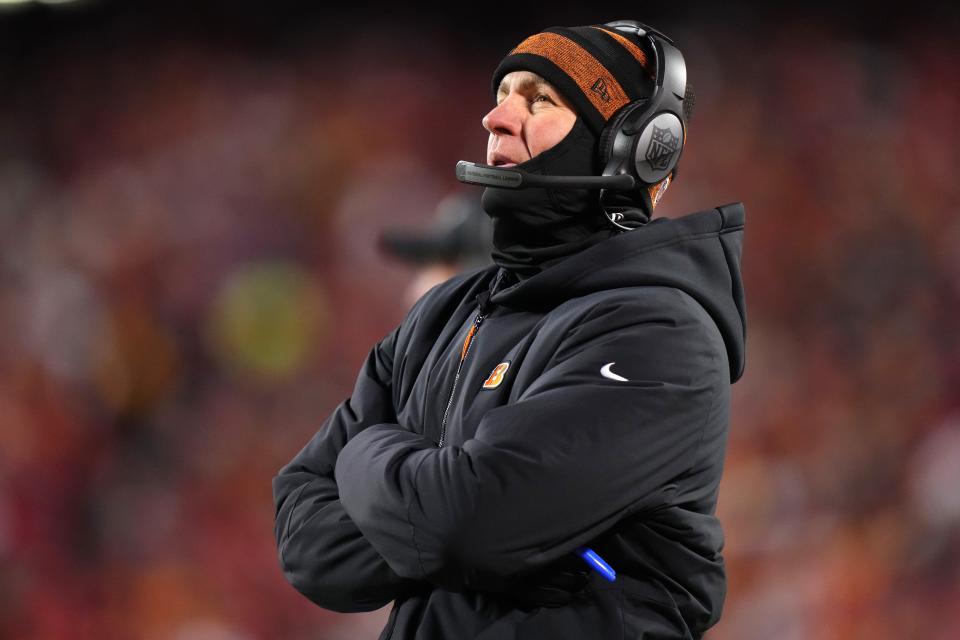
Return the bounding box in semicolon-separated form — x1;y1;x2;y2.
0;10;958;640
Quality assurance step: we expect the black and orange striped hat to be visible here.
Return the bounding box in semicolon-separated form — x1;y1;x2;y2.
491;24;659;136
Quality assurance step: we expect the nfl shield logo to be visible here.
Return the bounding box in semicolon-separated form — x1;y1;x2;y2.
645;125;680;172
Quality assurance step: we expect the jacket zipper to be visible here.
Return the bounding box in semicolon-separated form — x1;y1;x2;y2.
438;310;484;448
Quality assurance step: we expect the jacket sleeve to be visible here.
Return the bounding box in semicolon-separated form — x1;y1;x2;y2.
334;290;728;588
272;323;428;613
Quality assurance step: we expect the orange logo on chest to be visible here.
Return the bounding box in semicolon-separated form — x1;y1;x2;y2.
482;361;511;389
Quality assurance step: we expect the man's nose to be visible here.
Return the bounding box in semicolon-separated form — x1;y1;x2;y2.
482;97;523;137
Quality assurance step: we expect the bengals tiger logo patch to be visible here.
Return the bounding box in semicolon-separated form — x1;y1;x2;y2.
482;361;511;389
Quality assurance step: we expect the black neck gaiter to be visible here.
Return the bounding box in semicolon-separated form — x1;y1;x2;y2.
480;117;621;281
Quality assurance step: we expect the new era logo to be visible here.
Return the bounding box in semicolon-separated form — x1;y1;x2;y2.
590;77;612;103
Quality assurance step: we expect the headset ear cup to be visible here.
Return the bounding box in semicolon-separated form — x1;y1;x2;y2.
598;101;645;169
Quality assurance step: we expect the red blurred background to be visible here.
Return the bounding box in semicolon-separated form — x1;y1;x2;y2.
0;1;958;638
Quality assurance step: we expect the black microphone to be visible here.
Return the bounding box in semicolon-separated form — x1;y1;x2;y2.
456;161;637;190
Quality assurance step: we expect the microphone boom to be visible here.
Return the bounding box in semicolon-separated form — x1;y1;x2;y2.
456;161;636;191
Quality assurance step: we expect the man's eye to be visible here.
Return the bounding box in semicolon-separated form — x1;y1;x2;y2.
533;94;553;104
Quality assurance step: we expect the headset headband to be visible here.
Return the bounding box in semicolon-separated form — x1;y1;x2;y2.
606;21;686;130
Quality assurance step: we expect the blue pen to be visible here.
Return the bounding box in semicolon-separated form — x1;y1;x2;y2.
575;546;616;582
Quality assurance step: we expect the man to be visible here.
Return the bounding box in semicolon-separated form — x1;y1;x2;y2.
273;19;746;639
378;192;494;308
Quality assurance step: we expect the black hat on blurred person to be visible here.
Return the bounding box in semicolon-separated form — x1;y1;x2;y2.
379;193;494;270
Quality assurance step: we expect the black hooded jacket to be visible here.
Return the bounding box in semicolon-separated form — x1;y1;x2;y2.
272;202;746;639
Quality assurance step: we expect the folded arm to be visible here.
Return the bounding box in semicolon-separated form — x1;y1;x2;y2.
335;290;727;589
273;323;429;612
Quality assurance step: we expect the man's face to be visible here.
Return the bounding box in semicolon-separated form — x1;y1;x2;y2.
483;70;578;167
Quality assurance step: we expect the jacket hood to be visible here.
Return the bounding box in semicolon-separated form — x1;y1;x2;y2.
488;202;747;383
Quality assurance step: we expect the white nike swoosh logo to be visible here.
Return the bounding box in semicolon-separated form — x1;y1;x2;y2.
600;362;628;382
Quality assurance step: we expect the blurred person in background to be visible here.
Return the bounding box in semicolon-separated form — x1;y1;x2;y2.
272;19;745;639
378;192;494;309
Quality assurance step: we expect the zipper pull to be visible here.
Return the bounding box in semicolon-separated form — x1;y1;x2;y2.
460;316;482;362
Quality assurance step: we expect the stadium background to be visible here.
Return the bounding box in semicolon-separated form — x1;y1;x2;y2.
0;1;958;638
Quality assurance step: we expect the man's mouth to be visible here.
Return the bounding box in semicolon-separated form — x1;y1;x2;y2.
490;153;520;167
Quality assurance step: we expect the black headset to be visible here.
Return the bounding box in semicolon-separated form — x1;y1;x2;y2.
596;20;688;230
